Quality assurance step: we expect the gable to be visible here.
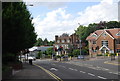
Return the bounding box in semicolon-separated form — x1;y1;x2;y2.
96;30;114;40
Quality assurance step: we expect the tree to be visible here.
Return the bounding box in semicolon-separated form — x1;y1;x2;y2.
43;38;48;45
46;47;53;56
48;41;55;46
2;2;37;63
72;49;80;57
37;51;42;59
35;38;55;46
35;38;43;46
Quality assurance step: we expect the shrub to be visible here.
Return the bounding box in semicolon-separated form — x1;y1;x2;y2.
97;54;103;56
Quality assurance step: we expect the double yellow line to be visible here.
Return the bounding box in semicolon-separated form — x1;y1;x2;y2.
33;63;63;81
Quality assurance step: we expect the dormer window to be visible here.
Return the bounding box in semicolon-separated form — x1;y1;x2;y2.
116;31;120;36
91;33;97;37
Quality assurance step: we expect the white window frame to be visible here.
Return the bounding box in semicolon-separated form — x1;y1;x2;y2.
57;40;60;43
101;40;108;47
62;40;65;43
67;40;70;43
116;31;120;36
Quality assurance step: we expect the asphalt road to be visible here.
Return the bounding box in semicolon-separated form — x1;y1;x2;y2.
67;57;119;73
33;60;119;80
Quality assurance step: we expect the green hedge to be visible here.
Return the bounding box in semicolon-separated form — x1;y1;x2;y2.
97;54;103;56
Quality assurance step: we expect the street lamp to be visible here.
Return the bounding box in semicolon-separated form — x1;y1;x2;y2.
78;23;82;58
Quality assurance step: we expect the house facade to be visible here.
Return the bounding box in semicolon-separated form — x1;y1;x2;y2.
86;28;120;57
54;33;80;55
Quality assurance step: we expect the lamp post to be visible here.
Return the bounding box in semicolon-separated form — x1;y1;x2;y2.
78;23;82;58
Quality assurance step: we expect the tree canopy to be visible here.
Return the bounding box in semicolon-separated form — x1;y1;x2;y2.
2;2;37;55
75;21;120;43
35;38;54;46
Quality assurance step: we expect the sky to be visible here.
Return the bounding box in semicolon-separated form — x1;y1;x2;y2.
23;0;118;41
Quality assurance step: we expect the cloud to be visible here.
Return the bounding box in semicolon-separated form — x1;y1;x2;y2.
32;0;118;41
32;8;76;41
75;0;118;25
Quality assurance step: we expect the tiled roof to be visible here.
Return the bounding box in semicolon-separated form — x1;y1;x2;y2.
86;28;120;40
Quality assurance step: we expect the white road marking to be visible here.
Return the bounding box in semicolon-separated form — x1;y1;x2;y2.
98;76;107;79
96;66;101;68
104;68;109;70
113;72;118;75
69;68;74;70
102;68;109;71
80;71;86;73
88;73;95;76
50;68;58;71
109;72;113;73
74;69;78;71
69;68;78;71
60;65;66;68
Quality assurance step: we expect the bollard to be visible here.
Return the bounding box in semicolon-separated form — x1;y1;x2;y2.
29;59;32;65
108;54;110;57
116;53;118;56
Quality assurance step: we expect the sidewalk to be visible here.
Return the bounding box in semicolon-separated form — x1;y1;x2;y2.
3;62;55;81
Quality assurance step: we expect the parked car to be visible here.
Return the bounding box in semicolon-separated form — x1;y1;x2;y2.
77;55;84;59
28;56;36;61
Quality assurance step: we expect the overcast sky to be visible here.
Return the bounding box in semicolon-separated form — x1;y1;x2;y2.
23;0;118;41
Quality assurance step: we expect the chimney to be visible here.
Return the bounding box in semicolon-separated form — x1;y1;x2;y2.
55;35;58;42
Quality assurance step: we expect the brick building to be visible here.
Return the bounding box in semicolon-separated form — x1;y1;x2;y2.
54;33;80;55
86;28;120;57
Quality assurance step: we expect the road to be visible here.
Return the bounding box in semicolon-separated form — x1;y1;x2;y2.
33;59;119;81
67;57;119;74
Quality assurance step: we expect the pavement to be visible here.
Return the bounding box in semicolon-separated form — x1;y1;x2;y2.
2;62;56;81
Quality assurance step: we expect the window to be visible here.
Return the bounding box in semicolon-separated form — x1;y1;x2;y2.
93;50;97;52
116;49;120;53
62;40;65;43
116;39;120;44
67;40;70;43
93;41;96;44
116;31;120;36
57;40;60;43
91;33;97;37
101;40;108;46
102;33;107;36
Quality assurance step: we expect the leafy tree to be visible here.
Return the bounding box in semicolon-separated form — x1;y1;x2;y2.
48;41;55;46
37;51;42;59
43;38;48;45
35;38;43;46
35;38;55;46
75;21;120;44
46;47;53;56
2;2;37;63
72;49;80;57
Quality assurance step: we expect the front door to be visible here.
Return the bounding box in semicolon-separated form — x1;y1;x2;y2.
101;47;108;55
